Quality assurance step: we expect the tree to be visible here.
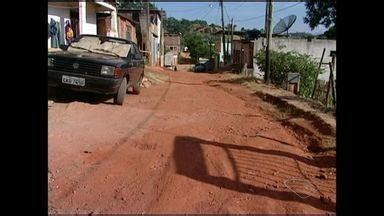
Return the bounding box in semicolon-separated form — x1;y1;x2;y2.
163;17;184;34
323;25;336;39
183;32;213;62
163;17;211;35
304;1;336;29
303;1;336;38
117;1;158;10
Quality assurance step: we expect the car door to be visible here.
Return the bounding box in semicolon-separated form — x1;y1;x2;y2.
133;44;144;72
127;44;144;86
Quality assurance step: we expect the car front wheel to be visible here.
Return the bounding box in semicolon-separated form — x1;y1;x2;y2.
114;77;127;105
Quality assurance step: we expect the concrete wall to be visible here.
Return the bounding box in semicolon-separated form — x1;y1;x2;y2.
118;17;137;43
48;6;70;48
155;17;161;65
84;3;97;35
253;38;336;81
219;37;232;63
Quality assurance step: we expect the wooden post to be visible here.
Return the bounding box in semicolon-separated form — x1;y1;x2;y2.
146;2;151;66
230;18;234;64
311;48;326;99
265;0;273;84
330;54;336;106
220;0;226;65
325;62;333;107
264;1;269;38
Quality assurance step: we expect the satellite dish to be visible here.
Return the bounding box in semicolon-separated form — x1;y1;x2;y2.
273;15;297;36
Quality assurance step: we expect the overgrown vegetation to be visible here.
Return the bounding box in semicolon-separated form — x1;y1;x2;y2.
255;50;322;98
182;32;216;63
163;17;209;35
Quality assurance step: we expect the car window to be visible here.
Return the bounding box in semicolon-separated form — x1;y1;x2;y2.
133;45;142;60
128;45;136;59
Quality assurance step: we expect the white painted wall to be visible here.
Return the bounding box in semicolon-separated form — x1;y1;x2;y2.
253;38;336;81
84;3;97;35
48;6;70;48
156;17;161;64
219;37;231;63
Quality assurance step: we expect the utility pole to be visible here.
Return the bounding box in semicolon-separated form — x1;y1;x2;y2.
147;1;151;66
265;0;273;84
230;18;234;64
220;0;226;65
226;23;230;63
264;1;269;38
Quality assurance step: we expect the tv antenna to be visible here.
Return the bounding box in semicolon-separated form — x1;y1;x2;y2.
273;15;297;37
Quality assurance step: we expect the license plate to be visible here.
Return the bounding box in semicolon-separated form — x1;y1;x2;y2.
62;75;85;86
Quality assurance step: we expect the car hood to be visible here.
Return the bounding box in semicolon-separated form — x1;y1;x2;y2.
48;50;127;66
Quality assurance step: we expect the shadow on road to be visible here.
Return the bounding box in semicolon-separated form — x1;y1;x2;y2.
48;87;136;105
173;136;335;212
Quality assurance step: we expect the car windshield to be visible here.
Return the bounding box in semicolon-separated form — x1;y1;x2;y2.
68;36;131;58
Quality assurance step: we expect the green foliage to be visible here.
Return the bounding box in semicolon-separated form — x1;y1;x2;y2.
255;50;322;98
304;0;336;39
163;17;208;35
304;0;336;29
117;1;157;10
183;32;213;62
323;25;336;39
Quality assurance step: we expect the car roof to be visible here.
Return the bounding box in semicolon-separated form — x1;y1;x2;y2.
78;34;136;45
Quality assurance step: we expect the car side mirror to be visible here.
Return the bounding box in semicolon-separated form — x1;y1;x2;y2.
59;44;68;50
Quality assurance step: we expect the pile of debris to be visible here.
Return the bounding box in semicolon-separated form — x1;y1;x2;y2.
140;77;151;88
48;100;54;108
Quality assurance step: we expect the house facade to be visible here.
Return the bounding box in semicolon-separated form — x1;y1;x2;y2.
164;34;181;53
118;9;166;66
48;1;118;49
117;15;137;44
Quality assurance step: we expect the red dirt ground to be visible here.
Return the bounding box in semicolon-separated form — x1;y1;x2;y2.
48;67;336;214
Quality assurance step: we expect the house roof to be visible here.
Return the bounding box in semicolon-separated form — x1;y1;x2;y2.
48;1;115;12
117;9;166;18
164;35;181;46
214;30;245;36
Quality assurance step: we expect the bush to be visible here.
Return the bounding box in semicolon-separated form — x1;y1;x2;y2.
255;50;322;98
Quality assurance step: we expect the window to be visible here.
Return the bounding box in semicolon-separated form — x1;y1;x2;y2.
131;44;142;60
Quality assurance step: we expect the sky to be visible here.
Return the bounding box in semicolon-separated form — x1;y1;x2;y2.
153;1;328;35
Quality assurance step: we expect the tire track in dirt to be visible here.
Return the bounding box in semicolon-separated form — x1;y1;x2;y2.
53;71;172;202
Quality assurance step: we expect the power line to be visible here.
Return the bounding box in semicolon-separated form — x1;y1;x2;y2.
195;8;211;20
206;3;220;25
224;5;231;23
231;2;247;12
164;3;216;13
166;7;210;13
214;3;221;25
198;5;215;21
234;2;302;23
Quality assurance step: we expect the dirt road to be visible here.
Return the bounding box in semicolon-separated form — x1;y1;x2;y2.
48;67;336;214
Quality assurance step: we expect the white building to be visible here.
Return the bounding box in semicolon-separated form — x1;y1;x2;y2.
48;1;118;49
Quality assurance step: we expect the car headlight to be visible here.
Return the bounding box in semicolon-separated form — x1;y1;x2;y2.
100;65;115;76
48;57;53;67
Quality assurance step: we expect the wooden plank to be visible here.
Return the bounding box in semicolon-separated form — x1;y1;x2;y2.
311;48;326;99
